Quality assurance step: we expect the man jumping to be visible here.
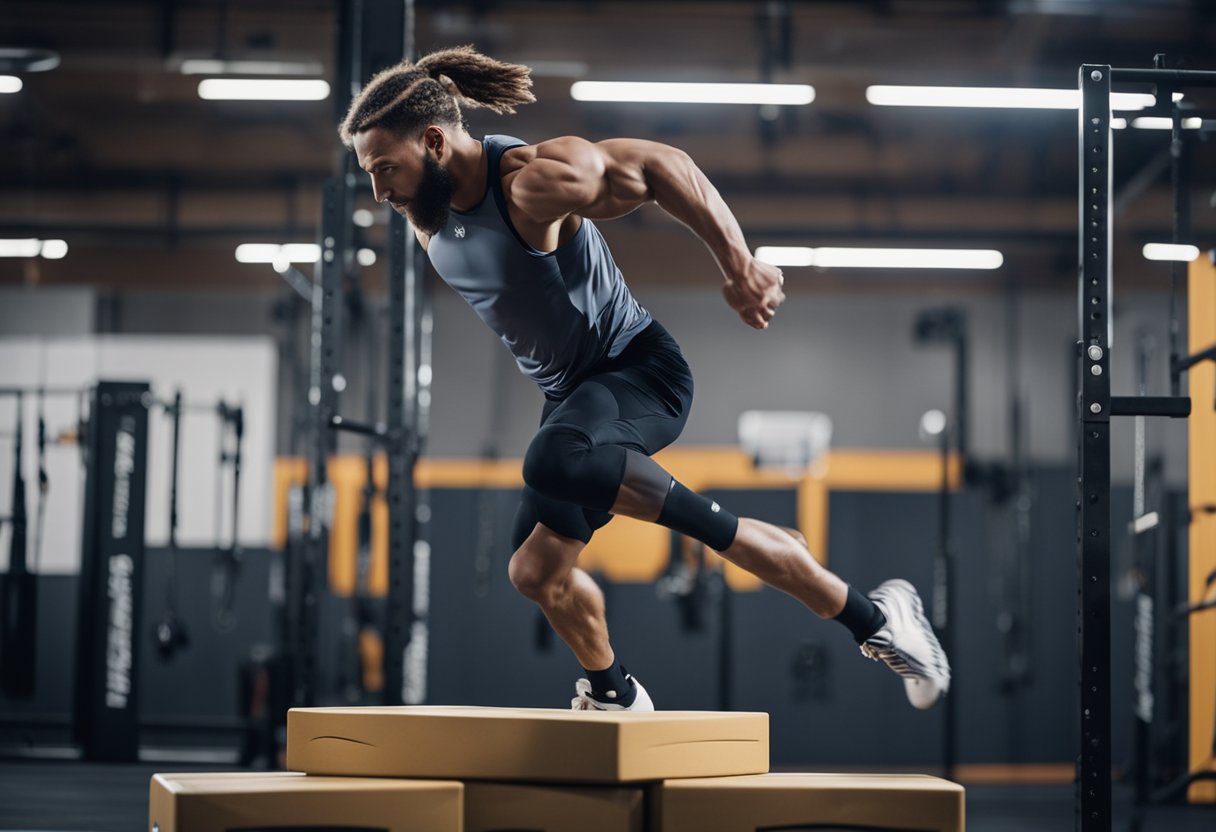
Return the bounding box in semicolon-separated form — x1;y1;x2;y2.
340;46;950;712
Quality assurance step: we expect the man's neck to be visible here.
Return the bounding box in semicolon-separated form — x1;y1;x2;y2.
448;134;487;212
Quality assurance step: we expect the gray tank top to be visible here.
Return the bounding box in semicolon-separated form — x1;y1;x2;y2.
426;134;653;399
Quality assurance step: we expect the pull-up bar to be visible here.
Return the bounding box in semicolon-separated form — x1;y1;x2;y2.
1110;68;1216;86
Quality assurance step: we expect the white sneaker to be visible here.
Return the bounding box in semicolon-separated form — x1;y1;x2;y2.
860;579;951;710
570;674;655;711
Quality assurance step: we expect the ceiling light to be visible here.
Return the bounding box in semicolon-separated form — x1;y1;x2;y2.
0;238;68;258
0;47;59;73
1131;116;1203;130
756;246;1004;270
571;81;814;106
0;239;41;257
0;75;22;94
352;209;376;228
356;248;377;267
865;85;1154;111
526;60;589;78
1142;243;1200;262
39;239;68;259
179;58;324;76
235;243;321;272
199;79;330;101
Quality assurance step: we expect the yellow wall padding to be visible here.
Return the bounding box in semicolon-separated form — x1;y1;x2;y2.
1188;253;1216;803
272;455;391;596
273;448;958;595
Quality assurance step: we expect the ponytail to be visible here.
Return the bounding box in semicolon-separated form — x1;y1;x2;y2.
339;45;534;147
416;45;535;114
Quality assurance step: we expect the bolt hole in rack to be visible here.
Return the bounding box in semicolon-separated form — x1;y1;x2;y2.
1077;60;1216;832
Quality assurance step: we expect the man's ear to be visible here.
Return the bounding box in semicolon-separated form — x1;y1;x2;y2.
423;125;446;159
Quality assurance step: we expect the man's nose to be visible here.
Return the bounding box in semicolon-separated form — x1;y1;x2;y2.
371;178;389;203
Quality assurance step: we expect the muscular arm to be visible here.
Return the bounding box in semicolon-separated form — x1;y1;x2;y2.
506;137;785;329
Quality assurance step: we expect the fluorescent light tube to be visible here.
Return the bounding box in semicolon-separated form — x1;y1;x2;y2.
526;60;589;78
1131;116;1202;130
571;81;814;105
0;239;44;257
235;243;321;271
199;79;330;101
0;238;65;258
756;247;816;267
39;239;68;259
865;85;1154;111
1142;243;1200;262
756;246;1004;270
180;59;324;76
0;75;22;94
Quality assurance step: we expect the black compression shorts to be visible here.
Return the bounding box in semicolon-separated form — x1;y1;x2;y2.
511;320;694;547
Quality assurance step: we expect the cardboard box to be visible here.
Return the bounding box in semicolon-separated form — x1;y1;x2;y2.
656;772;965;832
465;782;644;832
148;771;462;832
287;706;769;783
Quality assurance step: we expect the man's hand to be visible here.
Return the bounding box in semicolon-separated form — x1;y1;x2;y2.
723;257;785;330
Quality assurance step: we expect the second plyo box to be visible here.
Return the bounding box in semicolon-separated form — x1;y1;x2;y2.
287;705;769;783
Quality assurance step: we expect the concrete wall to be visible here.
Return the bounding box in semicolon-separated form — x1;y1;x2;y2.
0;287;96;336
424;284;1188;485
1;280;1190;486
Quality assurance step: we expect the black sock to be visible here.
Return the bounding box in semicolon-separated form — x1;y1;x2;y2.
656;479;739;552
835;586;887;643
583;659;637;706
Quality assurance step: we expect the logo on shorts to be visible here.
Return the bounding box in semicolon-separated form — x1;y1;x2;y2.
711;502;720;513
454;225;466;238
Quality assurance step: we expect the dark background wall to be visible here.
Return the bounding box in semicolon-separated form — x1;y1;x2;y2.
1;470;1188;772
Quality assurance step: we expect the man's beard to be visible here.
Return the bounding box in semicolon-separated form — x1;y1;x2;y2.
403;153;455;235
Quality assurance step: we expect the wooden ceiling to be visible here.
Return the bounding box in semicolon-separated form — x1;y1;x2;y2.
1;0;1213;294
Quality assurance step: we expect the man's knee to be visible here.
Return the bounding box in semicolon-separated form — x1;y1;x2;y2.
507;547;560;603
522;423;592;497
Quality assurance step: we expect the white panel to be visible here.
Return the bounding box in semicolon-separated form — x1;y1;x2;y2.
0;339;95;574
0;336;276;574
96;336;276;550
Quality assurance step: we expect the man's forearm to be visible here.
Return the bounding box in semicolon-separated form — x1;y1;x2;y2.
644;148;752;281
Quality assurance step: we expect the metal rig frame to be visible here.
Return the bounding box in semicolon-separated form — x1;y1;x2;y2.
1076;62;1215;832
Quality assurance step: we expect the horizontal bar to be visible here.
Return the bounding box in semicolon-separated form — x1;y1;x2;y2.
1175;344;1216;375
1111;68;1216;87
1182;598;1216;616
153;399;231;414
0;386;88;397
329;415;388;439
1110;396;1191;418
1130;512;1160;535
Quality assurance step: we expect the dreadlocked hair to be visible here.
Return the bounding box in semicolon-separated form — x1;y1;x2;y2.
339;45;535;148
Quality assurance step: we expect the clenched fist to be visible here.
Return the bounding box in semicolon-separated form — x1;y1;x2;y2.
723;257;785;330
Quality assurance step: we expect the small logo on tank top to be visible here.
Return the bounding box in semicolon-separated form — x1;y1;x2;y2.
454;225;466;238
711;502;720;513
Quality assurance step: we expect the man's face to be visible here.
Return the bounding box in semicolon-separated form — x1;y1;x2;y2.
353;126;454;235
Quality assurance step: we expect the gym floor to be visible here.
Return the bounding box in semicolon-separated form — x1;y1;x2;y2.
0;759;1213;831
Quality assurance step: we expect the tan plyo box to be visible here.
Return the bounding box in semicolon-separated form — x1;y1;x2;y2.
148;771;463;832
656;772;965;832
465;782;644;832
287;705;769;783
